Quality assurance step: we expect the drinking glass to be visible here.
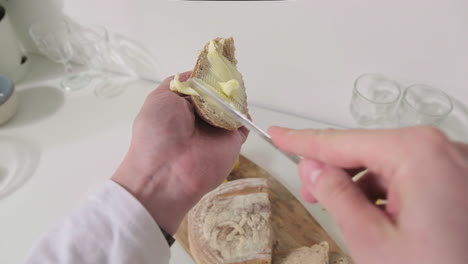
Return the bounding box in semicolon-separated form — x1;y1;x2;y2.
350;74;401;128
398;84;453;127
29;19;91;91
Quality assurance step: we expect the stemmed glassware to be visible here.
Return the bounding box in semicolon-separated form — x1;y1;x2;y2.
68;24;131;99
29;19;91;91
30;17;162;98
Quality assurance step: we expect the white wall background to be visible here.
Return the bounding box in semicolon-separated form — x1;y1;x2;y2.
4;0;468;128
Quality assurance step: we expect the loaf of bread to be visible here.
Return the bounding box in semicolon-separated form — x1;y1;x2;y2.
170;37;249;130
188;178;272;264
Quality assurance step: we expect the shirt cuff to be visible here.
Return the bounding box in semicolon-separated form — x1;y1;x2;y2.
90;179;171;260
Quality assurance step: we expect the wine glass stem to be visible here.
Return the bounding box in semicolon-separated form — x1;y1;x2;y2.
63;62;73;75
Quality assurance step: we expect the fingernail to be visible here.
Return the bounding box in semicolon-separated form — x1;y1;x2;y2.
301;186;318;203
306;159;324;185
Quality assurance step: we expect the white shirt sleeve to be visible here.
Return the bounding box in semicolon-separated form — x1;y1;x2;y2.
23;180;171;264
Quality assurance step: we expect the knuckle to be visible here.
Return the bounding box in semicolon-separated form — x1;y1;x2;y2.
314;128;334;139
143;92;158;106
414;126;447;142
161;75;175;85
310;129;335;159
407;126;450;155
320;174;354;205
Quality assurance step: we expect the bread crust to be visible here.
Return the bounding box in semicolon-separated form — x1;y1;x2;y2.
277;242;329;264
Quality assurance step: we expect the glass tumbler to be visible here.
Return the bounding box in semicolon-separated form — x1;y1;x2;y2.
350;74;401;128
398;84;453;127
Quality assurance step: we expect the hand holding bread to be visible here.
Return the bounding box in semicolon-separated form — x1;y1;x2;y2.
112;72;248;235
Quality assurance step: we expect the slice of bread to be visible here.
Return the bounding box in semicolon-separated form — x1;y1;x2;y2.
277;242;329;264
188;178;272;264
171;37;248;130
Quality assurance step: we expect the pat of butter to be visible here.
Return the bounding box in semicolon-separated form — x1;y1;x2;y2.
206;40;243;87
219;79;239;97
170;74;199;96
170;40;244;102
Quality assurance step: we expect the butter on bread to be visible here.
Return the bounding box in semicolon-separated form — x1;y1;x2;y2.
188;178;272;264
170;37;248;130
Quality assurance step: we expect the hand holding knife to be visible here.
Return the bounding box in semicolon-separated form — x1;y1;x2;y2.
190;79;302;165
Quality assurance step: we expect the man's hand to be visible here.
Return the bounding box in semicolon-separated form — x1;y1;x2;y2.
113;72;248;235
269;126;468;264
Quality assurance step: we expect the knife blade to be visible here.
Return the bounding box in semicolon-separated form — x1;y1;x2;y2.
190;79;302;164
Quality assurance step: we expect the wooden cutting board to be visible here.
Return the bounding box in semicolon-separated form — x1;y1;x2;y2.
175;155;352;264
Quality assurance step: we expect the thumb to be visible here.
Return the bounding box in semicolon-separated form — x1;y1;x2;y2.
299;159;394;250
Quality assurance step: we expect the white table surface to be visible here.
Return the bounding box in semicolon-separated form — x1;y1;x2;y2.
0;55;347;264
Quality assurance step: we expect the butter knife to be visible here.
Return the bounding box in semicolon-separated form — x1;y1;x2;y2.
191;79;302;164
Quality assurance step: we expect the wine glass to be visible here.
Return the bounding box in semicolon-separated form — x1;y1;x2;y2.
69;25;134;99
29;19;91;91
112;34;162;83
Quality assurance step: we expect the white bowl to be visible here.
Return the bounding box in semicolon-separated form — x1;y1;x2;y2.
0;75;18;126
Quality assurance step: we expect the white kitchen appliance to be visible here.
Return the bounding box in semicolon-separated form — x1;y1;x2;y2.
0;4;28;82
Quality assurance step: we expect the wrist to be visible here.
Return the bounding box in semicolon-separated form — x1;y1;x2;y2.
112;156;197;235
